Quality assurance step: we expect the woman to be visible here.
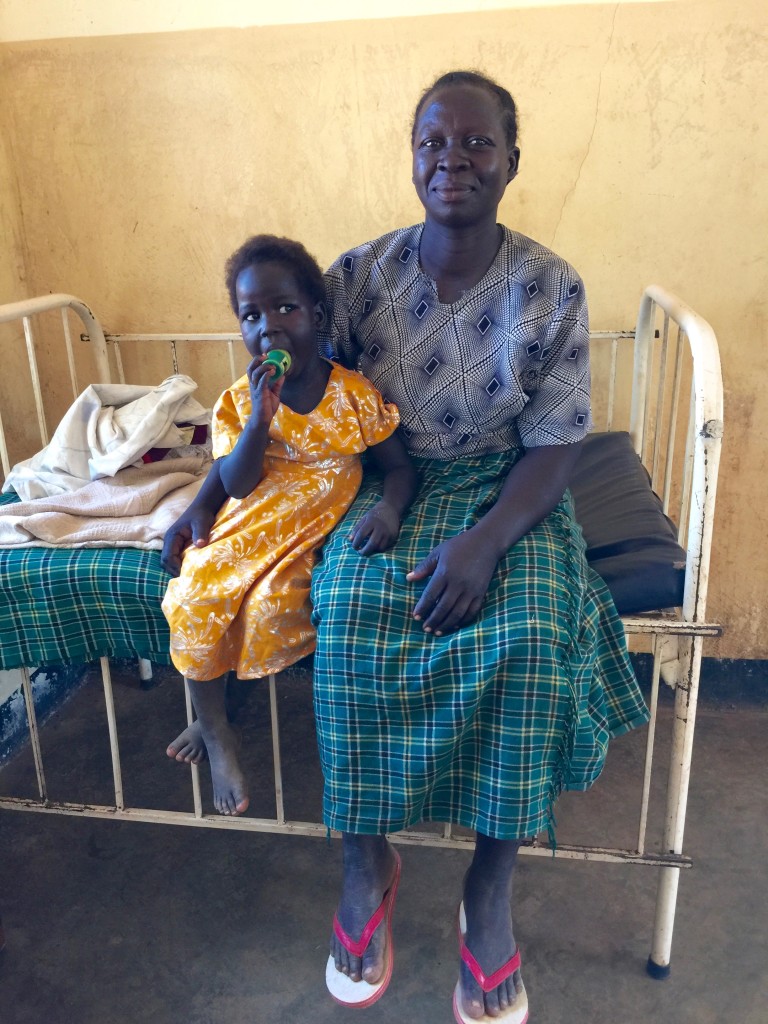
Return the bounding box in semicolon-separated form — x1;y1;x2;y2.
162;71;648;1024
311;71;648;1023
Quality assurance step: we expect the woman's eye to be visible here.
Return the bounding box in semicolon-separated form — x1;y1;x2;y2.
421;138;442;149
467;137;492;147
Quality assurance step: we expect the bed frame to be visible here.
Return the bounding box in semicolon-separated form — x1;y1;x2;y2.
0;286;723;975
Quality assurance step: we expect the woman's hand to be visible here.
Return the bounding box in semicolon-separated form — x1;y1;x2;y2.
348;501;401;556
161;506;217;577
406;528;501;634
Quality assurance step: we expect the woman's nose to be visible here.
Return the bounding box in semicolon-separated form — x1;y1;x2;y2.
438;140;470;170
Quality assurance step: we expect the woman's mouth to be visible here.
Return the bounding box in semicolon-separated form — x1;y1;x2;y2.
432;183;474;202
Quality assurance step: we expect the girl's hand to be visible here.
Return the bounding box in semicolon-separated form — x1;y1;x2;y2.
247;356;284;424
161;506;217;576
406;529;501;635
348;501;401;555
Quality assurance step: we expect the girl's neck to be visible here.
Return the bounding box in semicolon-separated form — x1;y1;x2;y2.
419;219;503;304
278;357;332;416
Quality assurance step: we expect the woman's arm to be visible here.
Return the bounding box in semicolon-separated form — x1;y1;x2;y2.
347;433;419;556
406;440;583;634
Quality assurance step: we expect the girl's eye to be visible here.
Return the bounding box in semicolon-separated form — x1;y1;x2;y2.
467;137;492;147
243;312;259;322
278;304;296;314
420;137;443;149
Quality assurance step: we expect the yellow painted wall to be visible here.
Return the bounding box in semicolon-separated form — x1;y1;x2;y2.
0;0;766;658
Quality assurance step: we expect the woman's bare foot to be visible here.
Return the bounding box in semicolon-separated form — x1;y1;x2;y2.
458;837;523;1020
166;720;207;764
330;835;399;985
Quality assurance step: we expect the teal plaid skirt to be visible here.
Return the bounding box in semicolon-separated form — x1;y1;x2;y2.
310;450;649;840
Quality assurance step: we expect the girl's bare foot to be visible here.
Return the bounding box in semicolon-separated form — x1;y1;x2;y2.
206;721;249;816
182;677;250;816
166;720;207;764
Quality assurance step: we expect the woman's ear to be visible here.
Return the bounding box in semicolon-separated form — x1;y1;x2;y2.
507;146;521;183
314;302;328;328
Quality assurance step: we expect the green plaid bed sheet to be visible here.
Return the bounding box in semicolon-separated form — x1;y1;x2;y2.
0;493;172;669
310;451;650;841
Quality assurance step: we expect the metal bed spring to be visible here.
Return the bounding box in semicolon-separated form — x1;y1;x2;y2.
0;286;723;974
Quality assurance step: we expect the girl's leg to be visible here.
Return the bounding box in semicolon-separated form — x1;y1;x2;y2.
186;675;249;816
167;674;251;765
458;833;524;1019
329;833;400;983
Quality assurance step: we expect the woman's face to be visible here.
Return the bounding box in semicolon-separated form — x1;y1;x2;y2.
411;84;519;229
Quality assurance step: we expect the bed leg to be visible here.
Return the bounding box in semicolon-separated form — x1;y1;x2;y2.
647;635;702;978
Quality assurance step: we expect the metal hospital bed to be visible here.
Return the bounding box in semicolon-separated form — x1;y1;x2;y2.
0;286;723;976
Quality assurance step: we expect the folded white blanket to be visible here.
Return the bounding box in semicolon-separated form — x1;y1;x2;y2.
3;374;210;500
0;457;208;549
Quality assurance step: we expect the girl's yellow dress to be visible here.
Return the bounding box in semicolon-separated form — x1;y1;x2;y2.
162;362;399;680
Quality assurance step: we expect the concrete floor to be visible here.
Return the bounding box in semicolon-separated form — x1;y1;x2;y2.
0;663;766;1024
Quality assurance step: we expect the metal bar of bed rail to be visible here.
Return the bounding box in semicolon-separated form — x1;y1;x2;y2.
606;335;619;432
99;658;125;812
183;678;203;818
60;308;80;400
104;333;242;343
678;385;695;548
268;673;286;825
650;312;670;491
661;326;685;515
640;303;657;465
0;796;692;868
636;636;662;856
0;407;9;480
22;316;49;448
20;667;48;803
110;338;125;383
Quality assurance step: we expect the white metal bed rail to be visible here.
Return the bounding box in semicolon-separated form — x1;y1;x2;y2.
0;287;723;975
0;294;110;478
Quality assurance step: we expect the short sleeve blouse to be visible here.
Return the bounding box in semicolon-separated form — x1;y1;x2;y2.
211;362;400;462
319;224;592;460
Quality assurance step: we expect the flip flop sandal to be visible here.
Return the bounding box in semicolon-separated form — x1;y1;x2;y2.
325;849;402;1008
453;901;529;1024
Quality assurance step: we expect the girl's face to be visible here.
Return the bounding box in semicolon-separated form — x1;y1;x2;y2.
412;84;519;230
235;261;323;379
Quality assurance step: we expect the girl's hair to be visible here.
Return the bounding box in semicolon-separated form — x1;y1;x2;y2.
225;234;326;314
411;70;519;149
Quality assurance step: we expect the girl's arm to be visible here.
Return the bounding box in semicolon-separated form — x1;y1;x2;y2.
161;361;283;576
218;361;283;500
406;441;583;634
347;432;418;556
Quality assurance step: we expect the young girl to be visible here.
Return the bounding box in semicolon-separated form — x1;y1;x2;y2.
161;234;417;816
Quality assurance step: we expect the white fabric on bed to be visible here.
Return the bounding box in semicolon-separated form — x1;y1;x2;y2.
3;375;210;500
0;456;208;549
